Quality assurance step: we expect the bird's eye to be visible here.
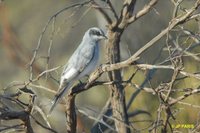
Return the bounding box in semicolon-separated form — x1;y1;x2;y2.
89;29;103;37
96;31;101;36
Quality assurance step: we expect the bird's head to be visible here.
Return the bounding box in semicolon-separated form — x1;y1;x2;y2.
86;27;107;41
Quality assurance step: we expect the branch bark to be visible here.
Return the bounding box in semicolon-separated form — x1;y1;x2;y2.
106;29;130;132
65;95;76;133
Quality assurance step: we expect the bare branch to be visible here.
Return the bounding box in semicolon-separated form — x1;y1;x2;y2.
106;0;118;20
128;0;158;24
91;1;112;24
169;86;200;106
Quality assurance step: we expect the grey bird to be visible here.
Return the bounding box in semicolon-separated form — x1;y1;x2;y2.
49;27;107;113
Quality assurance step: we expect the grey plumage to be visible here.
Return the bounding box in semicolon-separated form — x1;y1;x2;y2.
49;27;107;113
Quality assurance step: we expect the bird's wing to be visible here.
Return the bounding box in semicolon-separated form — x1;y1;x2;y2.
49;65;79;114
74;45;95;72
49;45;96;114
56;65;79;101
59;65;79;88
56;45;95;95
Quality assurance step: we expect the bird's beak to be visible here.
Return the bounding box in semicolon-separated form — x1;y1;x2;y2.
103;35;108;39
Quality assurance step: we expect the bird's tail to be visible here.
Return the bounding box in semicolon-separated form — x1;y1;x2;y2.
48;85;69;115
49;94;60;114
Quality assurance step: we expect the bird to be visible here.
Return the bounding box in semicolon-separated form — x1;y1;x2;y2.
49;27;107;113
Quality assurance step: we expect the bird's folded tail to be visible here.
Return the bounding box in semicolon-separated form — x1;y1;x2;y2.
48;85;69;115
